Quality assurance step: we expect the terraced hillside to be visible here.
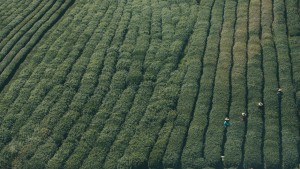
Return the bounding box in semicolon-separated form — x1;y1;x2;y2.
0;0;299;168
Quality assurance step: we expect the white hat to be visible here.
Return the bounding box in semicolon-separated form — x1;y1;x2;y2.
242;112;246;116
225;117;230;121
258;102;263;106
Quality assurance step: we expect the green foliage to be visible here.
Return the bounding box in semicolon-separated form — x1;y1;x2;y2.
0;0;299;168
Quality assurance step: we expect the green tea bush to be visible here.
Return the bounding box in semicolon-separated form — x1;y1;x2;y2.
148;120;174;169
180;1;214;167
104;82;153;169
163;126;186;168
285;0;300;36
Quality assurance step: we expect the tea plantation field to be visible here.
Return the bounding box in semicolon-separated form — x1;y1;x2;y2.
0;0;299;168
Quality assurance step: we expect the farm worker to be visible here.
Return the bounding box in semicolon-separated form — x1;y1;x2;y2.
224;117;230;128
257;102;263;108
277;88;283;96
240;112;247;122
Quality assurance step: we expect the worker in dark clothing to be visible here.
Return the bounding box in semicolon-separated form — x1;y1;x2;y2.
240;112;247;122
277;88;283;97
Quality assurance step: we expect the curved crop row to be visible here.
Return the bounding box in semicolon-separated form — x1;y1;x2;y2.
261;0;282;168
0;0;104;168
0;0;57;61
285;0;300;36
289;37;300;110
0;0;90;122
244;0;264;168
1;0;77;152
157;3;199;168
52;1;133;168
286;0;300;111
79;1;145;168
0;0;75;93
223;0;248;168
44;3;119;169
28;2;120;168
147;3;183;168
26;1;129;168
180;0;216;168
0;0;84;132
200;0;227;167
118;1;198;168
0;0;44;43
117;0;175;165
0;1;298;169
103;1;152;168
273;0;299;168
0;0;31;30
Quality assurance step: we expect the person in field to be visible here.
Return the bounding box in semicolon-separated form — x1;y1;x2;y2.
277;88;283;97
224;117;230;128
240;112;247;122
257;102;263;108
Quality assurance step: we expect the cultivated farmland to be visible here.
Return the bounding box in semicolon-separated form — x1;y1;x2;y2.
0;0;299;168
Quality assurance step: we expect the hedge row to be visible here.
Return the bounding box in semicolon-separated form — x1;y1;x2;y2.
0;0;75;91
118;2;197;168
26;2;126;166
224;0;247;167
285;0;300;36
63;2;133;169
289;37;300;110
153;3;199;168
273;0;299;167
45;5;120;169
0;0;57;62
104;81;153;169
63;6;133;169
180;0;217;168
0;0;32;30
80;1;144;168
81;87;136;169
0;1;110;168
244;0;264;168
103;1;152;168
261;0;282;168
0;2;83;128
0;0;46;46
198;0;229;167
0;0;79;154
